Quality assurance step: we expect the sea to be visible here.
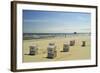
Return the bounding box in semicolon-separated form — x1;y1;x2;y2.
23;33;91;40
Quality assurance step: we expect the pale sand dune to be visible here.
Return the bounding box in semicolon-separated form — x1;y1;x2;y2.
23;35;91;62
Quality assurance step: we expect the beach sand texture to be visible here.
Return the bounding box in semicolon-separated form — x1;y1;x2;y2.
23;35;91;62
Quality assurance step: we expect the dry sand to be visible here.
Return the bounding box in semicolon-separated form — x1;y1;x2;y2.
23;35;91;62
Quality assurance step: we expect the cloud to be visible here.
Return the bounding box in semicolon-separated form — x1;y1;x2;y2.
43;25;91;33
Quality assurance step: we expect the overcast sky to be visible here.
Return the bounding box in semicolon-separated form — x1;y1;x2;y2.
23;10;91;33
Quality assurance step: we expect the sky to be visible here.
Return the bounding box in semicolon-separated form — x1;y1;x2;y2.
23;10;91;33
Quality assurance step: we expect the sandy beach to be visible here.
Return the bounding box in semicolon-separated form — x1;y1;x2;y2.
23;35;91;62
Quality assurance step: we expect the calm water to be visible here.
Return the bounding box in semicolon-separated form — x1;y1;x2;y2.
23;33;91;40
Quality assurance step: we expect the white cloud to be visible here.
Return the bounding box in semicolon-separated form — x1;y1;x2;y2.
44;25;90;33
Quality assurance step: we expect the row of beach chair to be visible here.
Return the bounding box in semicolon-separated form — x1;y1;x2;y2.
28;40;86;59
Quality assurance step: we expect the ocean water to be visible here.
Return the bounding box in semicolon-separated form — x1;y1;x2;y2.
23;33;91;40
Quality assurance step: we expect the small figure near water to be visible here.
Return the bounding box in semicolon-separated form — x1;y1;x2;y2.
74;32;77;34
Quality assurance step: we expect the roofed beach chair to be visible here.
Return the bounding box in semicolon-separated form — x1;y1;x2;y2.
81;41;86;47
47;43;57;59
63;43;69;52
29;45;38;55
70;40;75;46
